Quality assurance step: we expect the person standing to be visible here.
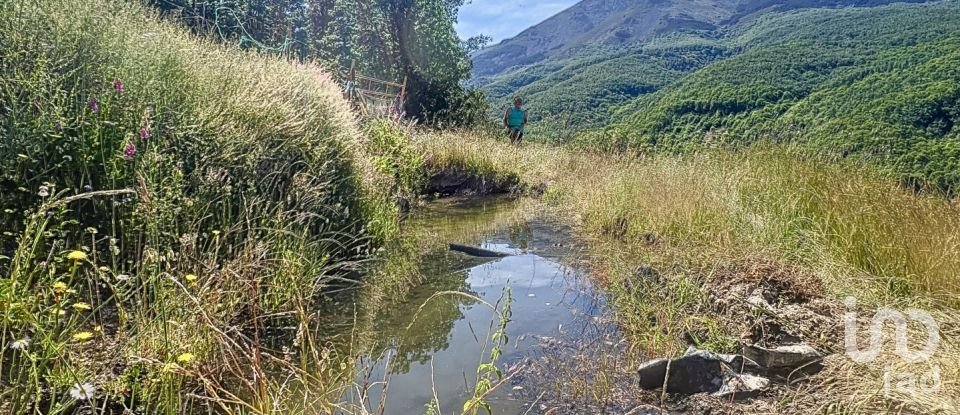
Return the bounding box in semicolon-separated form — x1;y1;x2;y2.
503;97;528;144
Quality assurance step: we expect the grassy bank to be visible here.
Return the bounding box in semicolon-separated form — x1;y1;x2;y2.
414;130;960;412
0;0;404;412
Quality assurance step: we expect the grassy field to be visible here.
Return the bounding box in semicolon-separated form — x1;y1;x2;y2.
415;130;960;413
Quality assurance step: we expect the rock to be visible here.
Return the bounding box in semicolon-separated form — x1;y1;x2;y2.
684;345;757;371
714;373;770;400
742;343;822;370
637;354;724;394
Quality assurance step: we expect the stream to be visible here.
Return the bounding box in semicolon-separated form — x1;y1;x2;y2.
333;197;617;414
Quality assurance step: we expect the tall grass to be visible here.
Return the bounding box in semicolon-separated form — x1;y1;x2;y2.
0;0;401;412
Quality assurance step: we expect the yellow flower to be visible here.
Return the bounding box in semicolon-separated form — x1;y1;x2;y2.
93;325;103;333
52;282;68;293
176;353;196;364
67;251;87;261
211;230;221;236
71;302;92;312
72;331;94;342
50;307;66;316
184;274;198;283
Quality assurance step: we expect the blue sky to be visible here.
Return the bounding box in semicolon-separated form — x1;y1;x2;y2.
456;0;579;44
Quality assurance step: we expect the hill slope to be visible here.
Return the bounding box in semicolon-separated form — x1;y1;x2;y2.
473;0;933;132
471;0;929;81
606;1;960;191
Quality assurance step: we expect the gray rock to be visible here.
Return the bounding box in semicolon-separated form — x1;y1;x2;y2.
684;345;759;371
713;373;770;400
742;343;822;370
637;354;724;394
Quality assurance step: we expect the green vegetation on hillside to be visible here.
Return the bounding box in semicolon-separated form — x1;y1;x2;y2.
606;2;960;193
482;37;727;131
478;1;960;192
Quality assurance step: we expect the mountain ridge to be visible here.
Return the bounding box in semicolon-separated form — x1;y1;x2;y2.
471;0;931;82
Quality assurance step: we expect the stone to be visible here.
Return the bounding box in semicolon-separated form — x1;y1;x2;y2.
742;343;822;370
637;354;724;394
713;373;770;400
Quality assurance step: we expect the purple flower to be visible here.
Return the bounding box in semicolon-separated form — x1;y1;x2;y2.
113;79;124;94
88;99;99;113
123;142;137;160
139;126;151;140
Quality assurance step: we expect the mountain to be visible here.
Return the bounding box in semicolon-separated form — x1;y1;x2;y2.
471;0;928;81
605;1;960;192
470;0;959;192
472;0;932;132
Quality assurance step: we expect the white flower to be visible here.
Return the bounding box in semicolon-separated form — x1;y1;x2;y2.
9;337;31;350
69;382;96;400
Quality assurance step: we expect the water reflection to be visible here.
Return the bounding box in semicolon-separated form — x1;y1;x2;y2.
304;198;608;414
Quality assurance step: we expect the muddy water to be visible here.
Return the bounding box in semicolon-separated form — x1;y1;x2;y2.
341;198;613;414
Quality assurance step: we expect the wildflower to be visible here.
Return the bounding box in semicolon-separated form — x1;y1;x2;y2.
139;126;151;140
50;308;66;316
184;274;198;284
113;79;124;94
176;352;195;364
9;337;31;350
88;98;99;113
123;142;137;160
211;230;221;236
67;250;87;262
72;331;94;342
71;302;92;312
69;382;96;400
52;281;68;293
93;325;103;333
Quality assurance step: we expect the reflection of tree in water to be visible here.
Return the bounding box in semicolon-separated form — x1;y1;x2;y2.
367;250;483;374
508;222;533;251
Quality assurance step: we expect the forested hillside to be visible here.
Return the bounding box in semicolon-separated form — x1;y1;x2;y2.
606;1;960;192
473;0;959;192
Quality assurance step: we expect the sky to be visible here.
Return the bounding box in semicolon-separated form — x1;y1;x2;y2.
456;0;579;44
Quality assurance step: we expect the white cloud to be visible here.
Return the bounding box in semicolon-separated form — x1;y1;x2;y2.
456;0;579;43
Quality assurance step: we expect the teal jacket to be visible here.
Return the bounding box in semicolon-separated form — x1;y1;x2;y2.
505;106;526;130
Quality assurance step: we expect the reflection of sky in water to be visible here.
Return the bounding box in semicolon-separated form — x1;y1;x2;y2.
355;251;604;415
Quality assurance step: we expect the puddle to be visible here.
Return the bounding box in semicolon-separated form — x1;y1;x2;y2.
337;198;615;414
